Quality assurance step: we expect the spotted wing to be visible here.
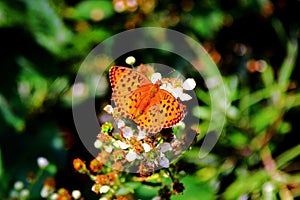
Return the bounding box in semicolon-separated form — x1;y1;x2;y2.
129;87;186;133
109;66;151;116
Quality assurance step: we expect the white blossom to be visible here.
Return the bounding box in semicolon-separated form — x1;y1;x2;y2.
117;120;125;128
20;189;29;199
160;83;177;98
40;186;51;198
105;145;113;153
183;78;196;90
37;157;49;169
94;140;102;148
158;143;172;153
103;105;114;114
178;92;192;101
115;140;130;149
126;151;138;162
50;193;58;200
14;181;24;190
99;185;110;194
125;56;136;65
72;190;81;199
151;73;162;83
152;196;161;200
159;156;170;168
142;143;151;152
161;82;192;101
137;129;146;140
122;126;133;139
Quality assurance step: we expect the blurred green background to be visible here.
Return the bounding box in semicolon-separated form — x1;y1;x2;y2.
0;0;300;199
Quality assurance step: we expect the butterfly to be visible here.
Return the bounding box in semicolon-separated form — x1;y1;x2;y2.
109;66;186;133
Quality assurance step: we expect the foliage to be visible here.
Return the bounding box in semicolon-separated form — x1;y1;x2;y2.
0;0;300;199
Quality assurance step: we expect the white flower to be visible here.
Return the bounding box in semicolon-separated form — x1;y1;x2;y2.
161;83;192;101
173;87;192;101
103;105;114;114
50;193;58;200
159;156;170;168
20;189;30;199
152;196;161;200
151;73;162;83
178;92;192;101
122;126;133;139
160;83;177;97
72;190;81;199
125;56;136;65
183;78;196;90
158;143;172;153
117;120;125;128
37;157;49;169
142;143;151;152
115;140;130;149
99;185;110;194
137;129;146;140
126;151;138;162
105;145;113;153
40;186;51;198
14;181;24;190
94;140;102;148
9;190;18;198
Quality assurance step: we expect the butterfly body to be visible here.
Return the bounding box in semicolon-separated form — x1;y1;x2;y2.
109;66;185;133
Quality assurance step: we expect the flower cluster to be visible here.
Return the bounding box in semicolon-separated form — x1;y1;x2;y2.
71;60;195;199
98;64;196;174
9;157;82;200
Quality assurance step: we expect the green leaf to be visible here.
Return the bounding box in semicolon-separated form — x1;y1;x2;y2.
0;148;8;195
223;170;269;199
224;75;239;102
193;106;211;120
72;1;114;21
196;88;211;105
276;144;300;169
0;1;24;27
250;106;281;133
24;0;72;54
228;131;249;148
190;11;224;39
278;40;298;91
261;63;274;87
276;121;291;135
17;57;48;111
172;175;216;200
45;164;57;175
0;94;25;131
239;88;269;111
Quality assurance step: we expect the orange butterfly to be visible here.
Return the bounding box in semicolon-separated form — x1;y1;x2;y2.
109;66;186;133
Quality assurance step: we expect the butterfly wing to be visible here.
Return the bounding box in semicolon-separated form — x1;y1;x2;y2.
109;66;151;116
159;89;186;129
129;86;186;133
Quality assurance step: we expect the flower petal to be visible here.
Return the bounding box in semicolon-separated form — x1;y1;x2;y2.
151;73;162;83
158;143;172;153
183;78;196;90
179;93;192;101
142;143;151;152
159;156;170;168
126;151;137;162
103;105;114;114
122;127;133;139
99;185;110;194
